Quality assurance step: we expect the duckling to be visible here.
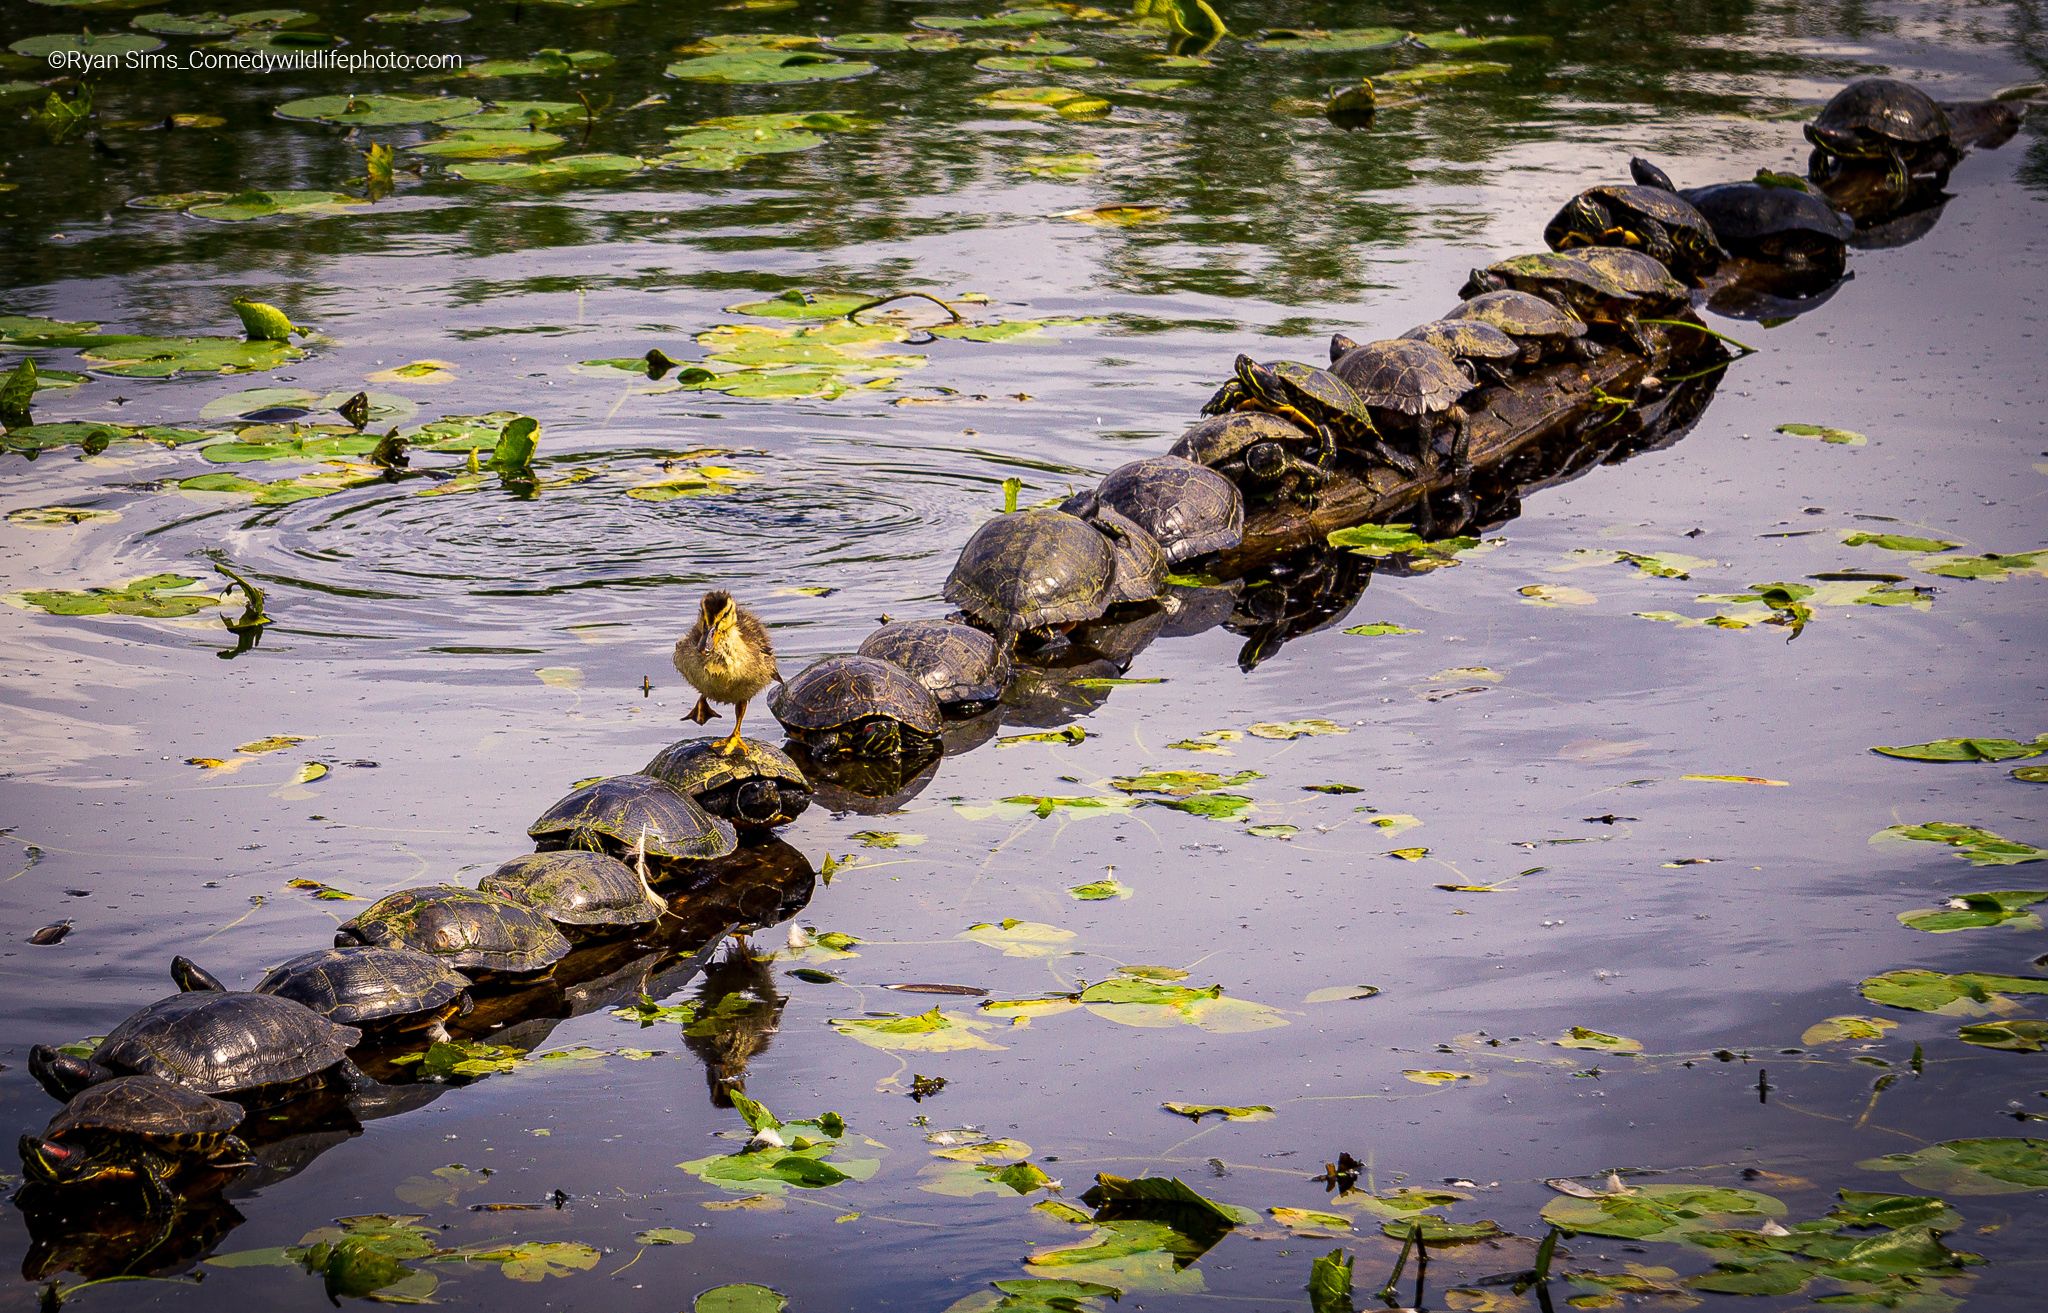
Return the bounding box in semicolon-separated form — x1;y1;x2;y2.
674;590;781;754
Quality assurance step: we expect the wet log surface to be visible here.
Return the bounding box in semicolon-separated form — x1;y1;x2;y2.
1213;321;1727;575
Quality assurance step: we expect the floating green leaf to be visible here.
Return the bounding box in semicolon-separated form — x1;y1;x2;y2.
79;335;303;377
11;573;215;619
961;918;1075;957
1958;1020;2048;1052
695;1284;789;1313
1246;719;1346;740
1874;822;2046;866
1858;1138;2048;1195
667;50;875;84
277;92;483;125
1554;1026;1642;1054
1342;621;1419;636
1912;549;2047;580
1843;530;1961;553
1898;890;2046;933
1875;735;2047;763
1801;1015;1896;1045
1165;1102;1272;1122
1776;422;1867;445
1538;1184;1785;1241
1068;876;1131;900
1859;968;2048;1016
832;1007;1002;1052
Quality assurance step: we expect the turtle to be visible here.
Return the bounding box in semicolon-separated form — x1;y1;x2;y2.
1327;337;1479;497
1393;320;1522;384
943;508;1116;641
1443;288;1588;365
1070;502;1168;606
769;655;945;760
1542;183;1727;283
643;736;814;827
1805;77;1957;187
527;773;739;864
856;619;1011;711
170;949;472;1041
1629;157;1853;274
18;1076;249;1199
1459;249;1688;354
1167;411;1328;506
335;884;573;976
28;992;362;1103
1064;456;1244;564
1202;355;1417;474
480;851;668;937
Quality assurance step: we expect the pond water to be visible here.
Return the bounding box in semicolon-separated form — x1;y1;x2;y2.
1;0;2045;1309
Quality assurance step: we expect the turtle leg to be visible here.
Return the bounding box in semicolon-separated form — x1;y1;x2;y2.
686;695;719;725
1625;316;1658;356
1442;406;1474;529
719;700;750;755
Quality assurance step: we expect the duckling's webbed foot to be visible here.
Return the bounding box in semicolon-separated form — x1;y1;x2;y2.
686;696;718;725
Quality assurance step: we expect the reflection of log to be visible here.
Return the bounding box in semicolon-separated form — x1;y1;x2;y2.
1213;323;1725;575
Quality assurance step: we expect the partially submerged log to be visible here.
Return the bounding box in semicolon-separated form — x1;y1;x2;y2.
1212;321;1728;575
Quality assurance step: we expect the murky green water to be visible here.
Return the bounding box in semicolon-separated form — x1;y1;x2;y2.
1;1;2045;1309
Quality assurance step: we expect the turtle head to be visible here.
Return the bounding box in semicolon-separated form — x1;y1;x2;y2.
1243;442;1288;481
1459;267;1506;299
1556;194;1609;246
28;1046;95;1102
1628;157;1677;192
853;717;902;760
18;1134;107;1187
170;956;226;993
1236;358;1284;405
732;779;783;825
1329;332;1360;365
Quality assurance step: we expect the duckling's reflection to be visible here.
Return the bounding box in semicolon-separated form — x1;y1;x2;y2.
681;940;788;1109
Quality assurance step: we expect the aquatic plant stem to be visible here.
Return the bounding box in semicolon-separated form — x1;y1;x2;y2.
845;292;964;325
1639;317;1758;354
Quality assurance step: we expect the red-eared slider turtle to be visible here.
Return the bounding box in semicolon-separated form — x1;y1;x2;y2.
170;949;471;1041
335;885;572;976
943;509;1116;641
1067;456;1244;564
1443;289;1588;364
480;851;667;937
1391;321;1521;384
1328;337;1479;494
769;655;944;760
19;1076;249;1198
1806;78;1956;186
856;619;1011;711
1630;157;1853;273
1460;250;1687;354
644;736;814;827
1542;183;1726;283
28;992;362;1103
1168;411;1328;506
1202;355;1417;474
528;773;739;864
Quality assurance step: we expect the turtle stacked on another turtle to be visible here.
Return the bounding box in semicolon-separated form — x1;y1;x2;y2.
172;949;472;1043
1168;412;1328;506
1327;335;1480;501
1542;181;1727;284
1460;249;1691;355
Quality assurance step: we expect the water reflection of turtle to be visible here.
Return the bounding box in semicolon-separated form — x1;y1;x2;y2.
1227;551;1372;671
17;1180;244;1283
789;742;943;815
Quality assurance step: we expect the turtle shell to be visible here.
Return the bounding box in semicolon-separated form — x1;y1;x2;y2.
1444;289;1586;342
1469;251;1637;300
1547;184;1718;248
1329;339;1474;416
1087;456;1243;564
1400;319;1520;365
643;737;814;827
1168;411;1316;466
44;1075;245;1145
1255;358;1375;428
856;619;1011;708
943;509;1116;633
1680;177;1853;250
1564;248;1689;303
771;655;944;736
336;884;573;974
480;851;664;930
527;774;739;863
1810;78;1950;149
1081;504;1168;606
86;992;361;1096
254;946;470;1027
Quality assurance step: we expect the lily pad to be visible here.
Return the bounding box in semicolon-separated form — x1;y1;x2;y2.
1859;968;2048;1016
1538;1184;1785;1241
10;572;215;618
696;1285;788;1313
1555;1026;1642;1054
666;50;875;84
1874;736;2047;763
1957;1020;2048;1052
1874;822;2046;866
961;918;1075;957
1858;1138;2048;1195
1800;1015;1896;1045
277;92;483;125
187;190;368;222
1912;550;2047;581
1164;1102;1272;1122
11;31;163;57
1897;890;2046;933
830;1006;1003;1052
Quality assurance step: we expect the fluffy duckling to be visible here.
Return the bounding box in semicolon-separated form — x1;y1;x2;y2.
674;591;780;754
